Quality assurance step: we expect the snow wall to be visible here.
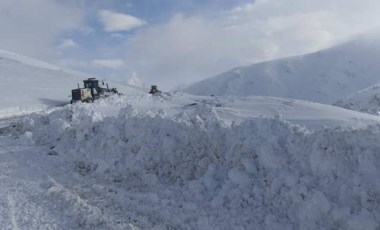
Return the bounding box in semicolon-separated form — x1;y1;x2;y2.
15;97;380;230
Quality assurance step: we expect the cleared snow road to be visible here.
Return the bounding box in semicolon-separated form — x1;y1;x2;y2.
0;116;23;129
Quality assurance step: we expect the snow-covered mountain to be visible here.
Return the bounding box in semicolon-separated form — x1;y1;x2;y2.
334;84;380;115
184;35;380;104
2;39;380;230
0;49;144;118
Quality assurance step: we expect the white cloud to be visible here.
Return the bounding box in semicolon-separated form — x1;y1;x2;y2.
92;59;125;69
0;0;84;59
127;72;144;87
110;33;127;39
79;26;95;35
58;39;78;49
98;10;146;32
126;0;380;90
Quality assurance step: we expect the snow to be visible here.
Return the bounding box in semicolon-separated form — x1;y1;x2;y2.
0;49;145;118
184;36;380;104
5;93;380;229
335;84;380;115
0;49;62;71
1;41;380;229
209;96;380;129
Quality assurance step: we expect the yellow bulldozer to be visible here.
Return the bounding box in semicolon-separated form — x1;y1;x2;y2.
70;78;119;103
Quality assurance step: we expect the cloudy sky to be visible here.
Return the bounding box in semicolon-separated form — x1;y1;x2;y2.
1;0;380;89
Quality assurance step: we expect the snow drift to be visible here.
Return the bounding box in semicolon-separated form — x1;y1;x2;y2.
185;35;380;104
14;94;380;230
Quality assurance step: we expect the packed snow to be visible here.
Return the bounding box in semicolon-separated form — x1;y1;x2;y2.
3;93;379;230
0;49;144;118
184;35;380;104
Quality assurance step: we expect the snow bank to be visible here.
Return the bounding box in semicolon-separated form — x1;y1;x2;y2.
15;95;380;229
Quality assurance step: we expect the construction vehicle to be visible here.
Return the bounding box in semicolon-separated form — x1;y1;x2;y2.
70;78;119;103
149;85;162;94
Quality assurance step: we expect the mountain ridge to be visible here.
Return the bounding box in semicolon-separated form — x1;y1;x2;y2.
184;35;380;104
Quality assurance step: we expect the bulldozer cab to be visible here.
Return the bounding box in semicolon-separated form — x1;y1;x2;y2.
149;85;161;94
83;78;99;89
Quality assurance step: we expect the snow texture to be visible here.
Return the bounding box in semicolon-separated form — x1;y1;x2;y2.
12;93;380;230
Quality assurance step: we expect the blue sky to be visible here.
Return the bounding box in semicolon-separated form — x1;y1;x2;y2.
57;0;251;70
1;0;380;89
53;0;254;87
61;0;249;57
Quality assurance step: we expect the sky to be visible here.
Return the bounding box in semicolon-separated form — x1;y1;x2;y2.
1;0;380;90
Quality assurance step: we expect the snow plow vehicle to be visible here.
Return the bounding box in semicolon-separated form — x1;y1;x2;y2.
70;78;120;103
149;85;162;94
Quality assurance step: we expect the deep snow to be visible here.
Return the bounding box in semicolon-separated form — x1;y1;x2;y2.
184;35;380;104
7;93;380;230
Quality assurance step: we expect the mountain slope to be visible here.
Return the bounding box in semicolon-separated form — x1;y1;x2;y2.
184;36;380;104
334;84;380;115
0;49;144;118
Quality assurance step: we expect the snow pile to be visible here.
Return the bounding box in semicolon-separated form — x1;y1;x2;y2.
335;84;380;115
14;95;380;229
185;35;380;104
